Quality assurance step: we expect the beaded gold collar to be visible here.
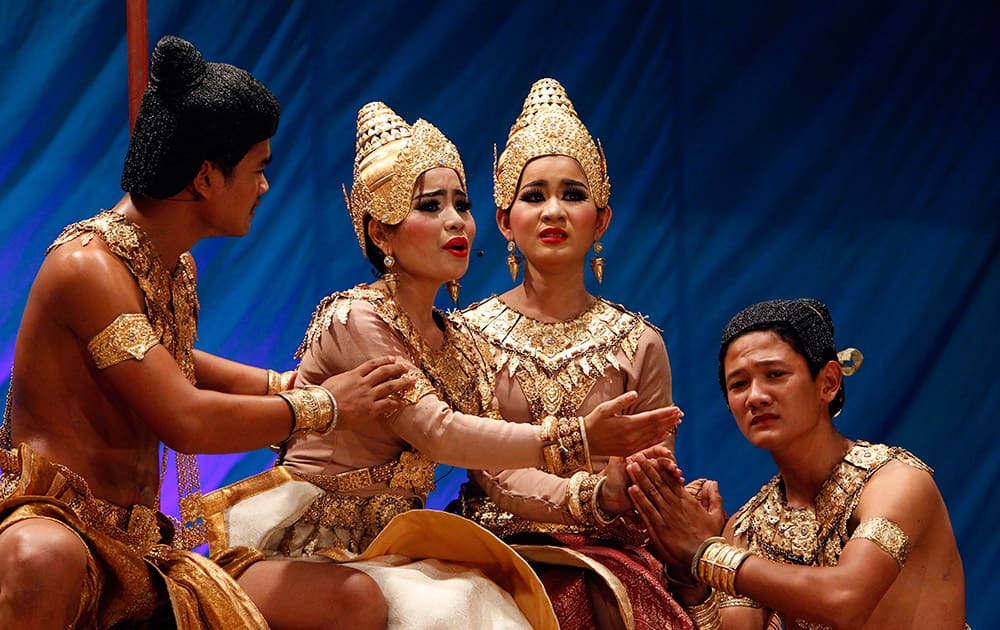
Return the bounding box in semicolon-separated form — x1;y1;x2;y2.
461;296;648;418
732;441;931;568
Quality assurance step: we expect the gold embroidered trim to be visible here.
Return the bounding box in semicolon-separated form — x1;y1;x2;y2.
462;296;649;419
281;492;420;556
851;516;910;567
297;285;495;417
87;313;160;369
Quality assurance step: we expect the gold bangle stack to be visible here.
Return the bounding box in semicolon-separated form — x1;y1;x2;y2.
578;416;593;473
591;476;619;525
266;369;296;395
540;414;587;475
694;539;752;597
567;471;607;526
684;588;722;630
277;385;338;435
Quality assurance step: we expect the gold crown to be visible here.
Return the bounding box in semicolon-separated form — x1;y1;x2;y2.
494;78;609;209
346;102;466;255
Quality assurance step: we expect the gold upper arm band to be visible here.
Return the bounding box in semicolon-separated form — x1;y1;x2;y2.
87;313;160;369
851;516;910;567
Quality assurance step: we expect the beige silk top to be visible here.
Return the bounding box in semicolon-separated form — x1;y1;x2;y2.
461;296;673;527
281;285;546;502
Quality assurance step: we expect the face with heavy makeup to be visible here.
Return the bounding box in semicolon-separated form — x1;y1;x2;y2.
499;155;610;275
722;330;842;451
369;166;475;288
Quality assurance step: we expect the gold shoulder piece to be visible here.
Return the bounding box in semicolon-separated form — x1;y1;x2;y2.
87;314;160;369
851;516;910;568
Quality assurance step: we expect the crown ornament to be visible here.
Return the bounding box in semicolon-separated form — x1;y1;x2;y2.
345;102;466;255
494;78;610;210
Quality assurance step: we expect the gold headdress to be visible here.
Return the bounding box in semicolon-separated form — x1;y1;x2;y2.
346;102;466;255
494;78;610;209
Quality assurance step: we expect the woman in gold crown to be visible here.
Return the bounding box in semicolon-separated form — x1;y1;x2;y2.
205;102;682;630
453;78;693;629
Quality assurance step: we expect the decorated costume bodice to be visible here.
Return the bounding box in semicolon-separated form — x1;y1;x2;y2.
454;295;672;541
730;440;932;630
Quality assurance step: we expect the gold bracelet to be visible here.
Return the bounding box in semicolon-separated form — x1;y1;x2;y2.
556;415;587;472
695;540;752;596
683;587;722;630
567;471;605;526
578;415;593;473
591;476;619;525
540;415;560;442
543;444;564;475
266;369;282;395
277;385;338;435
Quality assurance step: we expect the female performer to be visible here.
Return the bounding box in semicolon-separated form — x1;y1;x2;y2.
205;102;680;630
453;78;693;629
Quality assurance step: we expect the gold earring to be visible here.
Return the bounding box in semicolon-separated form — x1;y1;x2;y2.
590;241;604;284
383;255;398;297
506;240;521;281
446;279;461;306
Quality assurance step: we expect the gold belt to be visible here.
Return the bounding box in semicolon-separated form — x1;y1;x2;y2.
293;459;399;494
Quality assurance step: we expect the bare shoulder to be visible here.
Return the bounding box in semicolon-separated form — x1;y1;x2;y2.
855;458;944;540
39;237;145;337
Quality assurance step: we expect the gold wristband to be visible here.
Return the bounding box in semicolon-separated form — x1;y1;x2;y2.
557;415;587;471
540;415;560;442
578;415;593;473
695;540;752;596
567;471;604;526
266;369;296;396
277;385;338;435
684;587;722;630
591;476;619;526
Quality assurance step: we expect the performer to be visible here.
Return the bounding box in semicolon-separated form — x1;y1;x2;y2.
0;36;412;629
452;77;692;629
204;101;682;630
626;298;968;629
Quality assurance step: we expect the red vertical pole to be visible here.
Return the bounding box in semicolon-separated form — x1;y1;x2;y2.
126;0;148;131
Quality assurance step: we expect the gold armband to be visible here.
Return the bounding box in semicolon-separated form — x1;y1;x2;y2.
87;313;160;369
851;516;910;567
266;369;296;395
277;385;338;435
693;538;752;597
683;588;722;630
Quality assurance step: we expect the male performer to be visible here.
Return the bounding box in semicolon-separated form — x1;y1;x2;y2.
627;298;966;629
0;35;409;629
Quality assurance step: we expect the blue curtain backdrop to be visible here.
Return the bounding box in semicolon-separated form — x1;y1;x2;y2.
1;1;996;626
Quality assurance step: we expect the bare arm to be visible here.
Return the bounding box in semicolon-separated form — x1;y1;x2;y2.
193;349;275;395
56;245;408;454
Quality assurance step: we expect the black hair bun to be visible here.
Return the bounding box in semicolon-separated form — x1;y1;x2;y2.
150;35;207;96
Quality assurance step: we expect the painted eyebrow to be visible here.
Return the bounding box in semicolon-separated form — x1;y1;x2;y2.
260;154;272;167
519;178;588;189
411;188;467;200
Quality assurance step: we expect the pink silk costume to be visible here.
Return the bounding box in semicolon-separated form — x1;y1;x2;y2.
205;285;557;629
452;295;694;630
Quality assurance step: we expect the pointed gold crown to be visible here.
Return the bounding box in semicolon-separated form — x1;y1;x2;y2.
494;78;609;209
346;102;466;255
